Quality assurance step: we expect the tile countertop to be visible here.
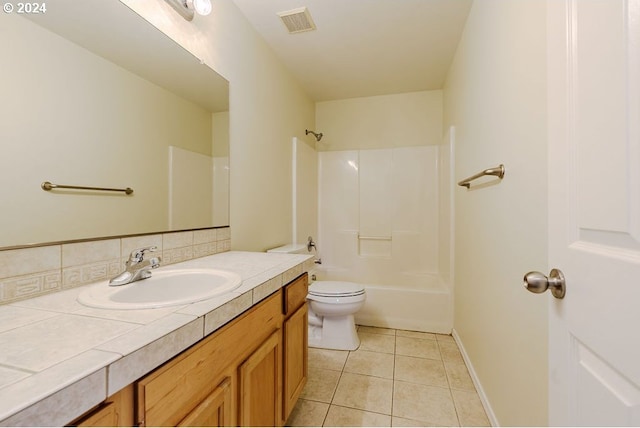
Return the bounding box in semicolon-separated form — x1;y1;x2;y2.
0;251;315;426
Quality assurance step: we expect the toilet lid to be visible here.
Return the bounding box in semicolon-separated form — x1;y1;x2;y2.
308;281;365;297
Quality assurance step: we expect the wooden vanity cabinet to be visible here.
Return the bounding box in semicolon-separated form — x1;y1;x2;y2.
282;273;309;422
136;289;282;427
71;273;309;427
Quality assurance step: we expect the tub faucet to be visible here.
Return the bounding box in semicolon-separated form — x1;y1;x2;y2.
307;236;322;264
109;246;161;286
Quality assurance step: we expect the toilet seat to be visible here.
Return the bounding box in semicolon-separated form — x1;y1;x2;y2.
308;281;365;298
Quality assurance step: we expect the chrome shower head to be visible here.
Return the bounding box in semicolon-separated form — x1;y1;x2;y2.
305;129;323;142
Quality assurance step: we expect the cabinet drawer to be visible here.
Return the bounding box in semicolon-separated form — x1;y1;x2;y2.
283;273;308;317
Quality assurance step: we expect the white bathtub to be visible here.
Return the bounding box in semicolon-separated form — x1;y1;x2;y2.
311;267;452;334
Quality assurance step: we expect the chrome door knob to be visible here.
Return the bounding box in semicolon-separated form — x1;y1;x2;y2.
523;269;566;299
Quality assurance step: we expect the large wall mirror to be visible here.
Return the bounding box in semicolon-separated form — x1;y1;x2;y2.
0;1;230;249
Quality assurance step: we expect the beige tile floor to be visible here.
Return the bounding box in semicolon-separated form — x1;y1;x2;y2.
286;326;490;427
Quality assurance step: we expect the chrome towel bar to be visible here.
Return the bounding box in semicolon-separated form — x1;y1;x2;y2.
458;164;505;189
41;181;134;195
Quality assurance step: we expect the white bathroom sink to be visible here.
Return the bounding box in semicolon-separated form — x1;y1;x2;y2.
77;268;242;310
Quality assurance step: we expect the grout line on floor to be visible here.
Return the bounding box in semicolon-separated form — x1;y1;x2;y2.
298;327;486;427
321;353;348;427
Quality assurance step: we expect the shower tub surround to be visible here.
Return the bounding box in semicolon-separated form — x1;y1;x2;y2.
0;250;315;426
317;146;453;333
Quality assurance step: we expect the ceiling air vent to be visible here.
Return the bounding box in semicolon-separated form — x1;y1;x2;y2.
277;7;316;34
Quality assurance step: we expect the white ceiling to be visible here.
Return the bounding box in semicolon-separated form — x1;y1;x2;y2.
231;0;473;101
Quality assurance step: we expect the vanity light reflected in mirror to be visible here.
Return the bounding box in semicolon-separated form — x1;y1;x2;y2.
165;0;212;21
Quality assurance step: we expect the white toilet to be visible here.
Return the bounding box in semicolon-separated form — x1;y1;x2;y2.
307;280;365;350
267;244;366;351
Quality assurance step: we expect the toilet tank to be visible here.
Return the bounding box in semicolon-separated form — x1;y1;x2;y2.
266;244;309;254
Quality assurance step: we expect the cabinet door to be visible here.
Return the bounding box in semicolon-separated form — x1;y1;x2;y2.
238;330;282;427
283;303;308;421
178;378;232;427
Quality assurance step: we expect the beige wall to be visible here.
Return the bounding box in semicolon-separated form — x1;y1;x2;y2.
316;90;442;151
443;1;548;426
123;0;316;251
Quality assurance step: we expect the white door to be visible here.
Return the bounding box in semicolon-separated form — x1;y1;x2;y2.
546;0;640;425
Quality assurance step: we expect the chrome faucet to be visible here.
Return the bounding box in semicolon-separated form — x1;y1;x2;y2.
109;246;161;286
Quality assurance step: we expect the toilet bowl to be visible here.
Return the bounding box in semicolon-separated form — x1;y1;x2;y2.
266;244;366;351
307;280;366;351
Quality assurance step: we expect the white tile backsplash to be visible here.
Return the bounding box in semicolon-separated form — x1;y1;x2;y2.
0;270;61;303
163;230;194;249
0;246;61;278
194;228;216;244
121;234;163;259
217;227;231;241
61;258;120;289
62;239;120;268
0;227;230;305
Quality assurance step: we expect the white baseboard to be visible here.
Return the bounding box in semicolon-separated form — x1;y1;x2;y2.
451;328;499;427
